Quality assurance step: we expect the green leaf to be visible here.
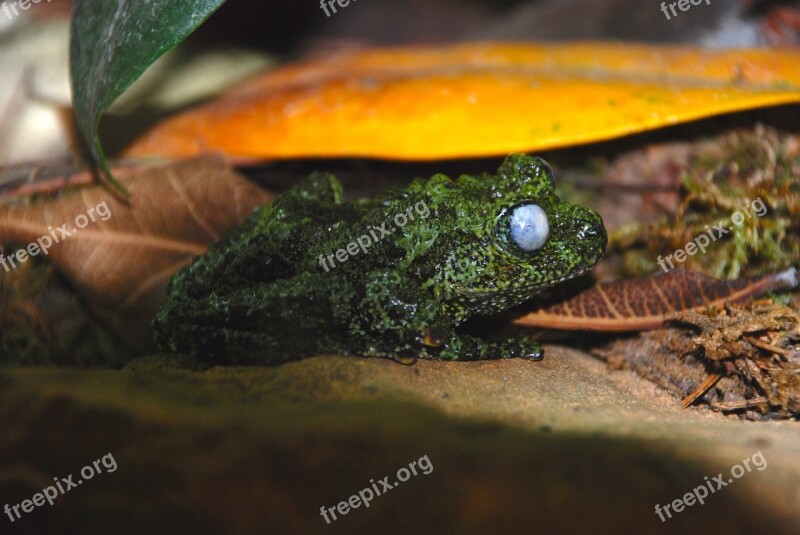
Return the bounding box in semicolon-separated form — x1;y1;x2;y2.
69;0;227;193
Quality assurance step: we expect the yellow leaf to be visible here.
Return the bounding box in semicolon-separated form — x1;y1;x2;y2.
125;42;800;160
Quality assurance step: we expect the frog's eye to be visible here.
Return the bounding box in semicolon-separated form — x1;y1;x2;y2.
496;202;549;253
509;203;549;251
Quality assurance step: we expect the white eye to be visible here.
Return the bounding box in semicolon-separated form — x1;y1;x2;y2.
509;203;549;251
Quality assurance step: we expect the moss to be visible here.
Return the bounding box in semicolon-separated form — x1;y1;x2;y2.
0;259;130;367
608;126;800;280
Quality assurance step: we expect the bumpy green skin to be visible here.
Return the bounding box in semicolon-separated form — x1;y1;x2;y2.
153;155;607;364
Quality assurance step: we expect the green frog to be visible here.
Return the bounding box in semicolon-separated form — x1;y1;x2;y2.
153;154;607;364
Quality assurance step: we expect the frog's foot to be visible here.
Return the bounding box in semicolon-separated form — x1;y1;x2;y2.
434;334;544;362
389;355;418;365
499;336;544;361
420;327;448;348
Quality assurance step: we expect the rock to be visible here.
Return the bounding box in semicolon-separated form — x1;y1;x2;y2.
1;346;798;533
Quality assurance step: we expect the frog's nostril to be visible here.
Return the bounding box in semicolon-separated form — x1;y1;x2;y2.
589;225;606;241
577;222;601;241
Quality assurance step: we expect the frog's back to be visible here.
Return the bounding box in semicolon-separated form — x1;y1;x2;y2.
166;173;367;296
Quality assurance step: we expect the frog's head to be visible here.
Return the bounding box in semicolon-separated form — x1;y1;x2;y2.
422;154;607;319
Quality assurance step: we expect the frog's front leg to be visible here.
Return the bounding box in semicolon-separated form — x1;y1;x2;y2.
353;270;455;359
436;334;544;362
355;270;543;362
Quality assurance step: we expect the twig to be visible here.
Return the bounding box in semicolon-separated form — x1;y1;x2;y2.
709;397;768;412
745;335;790;357
681;372;721;408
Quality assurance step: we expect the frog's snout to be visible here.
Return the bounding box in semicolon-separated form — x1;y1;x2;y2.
554;204;606;274
576;210;608;267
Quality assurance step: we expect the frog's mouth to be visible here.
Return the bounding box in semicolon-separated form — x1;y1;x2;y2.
454;261;595;299
549;262;593;285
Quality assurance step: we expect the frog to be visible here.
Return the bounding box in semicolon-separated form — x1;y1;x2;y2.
152;154;607;364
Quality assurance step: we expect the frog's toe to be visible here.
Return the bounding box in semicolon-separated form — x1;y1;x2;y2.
420;327;447;348
390;355;418;365
504;337;544;361
520;348;544;361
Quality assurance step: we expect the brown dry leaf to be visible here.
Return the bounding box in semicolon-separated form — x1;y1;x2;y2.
514;268;799;331
673;302;800;362
0;155;272;350
596;300;800;418
595;328;728;403
672;302;800;417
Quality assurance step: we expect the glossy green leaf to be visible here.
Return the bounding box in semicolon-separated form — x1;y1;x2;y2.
69;0;227;192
